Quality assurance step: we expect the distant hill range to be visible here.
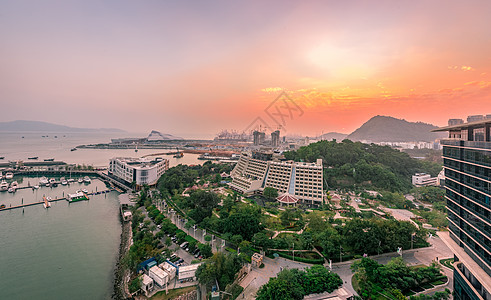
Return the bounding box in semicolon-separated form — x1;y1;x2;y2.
346;116;446;142
0;120;126;133
146;130;183;141
317;132;348;141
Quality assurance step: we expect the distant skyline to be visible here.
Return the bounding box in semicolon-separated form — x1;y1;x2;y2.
2;1;491;138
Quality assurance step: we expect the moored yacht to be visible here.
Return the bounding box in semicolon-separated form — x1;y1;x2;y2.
61;177;68;185
78;177;83;183
83;176;91;183
39;176;49;186
5;172;13;179
0;180;8;191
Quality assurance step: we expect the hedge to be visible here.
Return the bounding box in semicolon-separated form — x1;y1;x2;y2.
276;252;325;264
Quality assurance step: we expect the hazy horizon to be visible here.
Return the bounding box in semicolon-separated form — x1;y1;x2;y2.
2;1;491;138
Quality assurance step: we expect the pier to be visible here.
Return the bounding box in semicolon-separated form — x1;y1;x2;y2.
13;170;132;192
0;189;113;212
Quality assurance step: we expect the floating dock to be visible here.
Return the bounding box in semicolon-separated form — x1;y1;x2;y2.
0;189;113;212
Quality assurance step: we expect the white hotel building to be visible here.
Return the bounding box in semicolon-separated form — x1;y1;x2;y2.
109;157;169;188
229;152;324;206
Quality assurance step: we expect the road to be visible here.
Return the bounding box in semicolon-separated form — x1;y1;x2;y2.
329;234;454;296
239;233;455;298
160;199;227;253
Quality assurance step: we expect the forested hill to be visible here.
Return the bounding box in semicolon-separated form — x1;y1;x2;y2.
284;139;442;192
346;115;446;142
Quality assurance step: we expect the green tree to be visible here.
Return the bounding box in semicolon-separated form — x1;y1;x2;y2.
196;252;243;289
223;206;262;240
129;277;142;293
263;187;279;200
187;190;220;223
198;243;213;258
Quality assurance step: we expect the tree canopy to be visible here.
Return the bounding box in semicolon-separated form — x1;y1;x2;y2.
283;140;442;192
256;266;342;300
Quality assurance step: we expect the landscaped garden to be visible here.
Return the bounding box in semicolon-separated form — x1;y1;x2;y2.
351;257;449;300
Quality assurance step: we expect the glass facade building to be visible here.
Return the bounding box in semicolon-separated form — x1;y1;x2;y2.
434;118;491;300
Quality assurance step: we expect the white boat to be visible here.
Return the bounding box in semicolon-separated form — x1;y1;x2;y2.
8;187;15;193
83;176;91;184
82;189;89;194
61;177;68;185
39;176;49;186
78;178;83;183
67;178;75;183
0;180;8;191
49;178;56;184
5;172;13;179
32;185;39;190
10;181;18;188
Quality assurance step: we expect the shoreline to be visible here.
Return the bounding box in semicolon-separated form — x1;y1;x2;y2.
113;217;133;300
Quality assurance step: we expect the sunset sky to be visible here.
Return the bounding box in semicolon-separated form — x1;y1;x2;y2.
1;0;491;138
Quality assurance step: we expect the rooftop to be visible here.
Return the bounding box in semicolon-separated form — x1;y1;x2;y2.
111;157;166;169
276;193;299;204
149;266;168;278
432;118;491;132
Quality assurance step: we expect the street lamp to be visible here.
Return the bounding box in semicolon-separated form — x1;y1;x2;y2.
292;243;295;261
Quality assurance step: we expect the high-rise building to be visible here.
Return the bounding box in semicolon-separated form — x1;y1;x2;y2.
229;151;324;206
433;118;491;300
271;130;280;147
253;130;266;146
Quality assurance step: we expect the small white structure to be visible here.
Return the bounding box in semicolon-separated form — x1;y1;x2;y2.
178;264;201;281
412;173;437;187
141;274;154;296
159;262;177;280
123;211;132;222
149;266;169;287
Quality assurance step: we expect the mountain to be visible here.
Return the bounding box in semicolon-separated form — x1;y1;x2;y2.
0;120;126;133
347;115;446;142
146;130;183;141
317;132;348;141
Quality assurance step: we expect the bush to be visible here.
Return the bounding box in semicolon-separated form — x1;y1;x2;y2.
129;277;141;294
276;252;325;264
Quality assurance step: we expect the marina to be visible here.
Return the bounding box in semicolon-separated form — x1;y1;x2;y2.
0;175;122;300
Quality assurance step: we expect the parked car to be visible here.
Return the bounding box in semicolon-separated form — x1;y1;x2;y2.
194;252;201;258
180;242;189;249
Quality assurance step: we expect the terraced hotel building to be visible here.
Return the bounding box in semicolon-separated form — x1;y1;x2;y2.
433;118;491;300
229;151;324;206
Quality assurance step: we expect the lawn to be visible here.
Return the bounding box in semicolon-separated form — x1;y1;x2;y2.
150;286;196;300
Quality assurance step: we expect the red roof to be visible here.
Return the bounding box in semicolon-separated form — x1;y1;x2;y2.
276;193;299;204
